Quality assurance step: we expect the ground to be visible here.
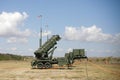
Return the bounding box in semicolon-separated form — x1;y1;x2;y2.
0;60;119;80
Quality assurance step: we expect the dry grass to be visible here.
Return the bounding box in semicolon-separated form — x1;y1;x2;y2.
0;60;119;80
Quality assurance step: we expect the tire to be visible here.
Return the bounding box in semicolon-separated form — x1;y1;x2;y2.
37;62;44;69
31;60;36;69
45;62;52;69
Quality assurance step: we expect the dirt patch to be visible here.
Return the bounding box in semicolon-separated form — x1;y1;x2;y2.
89;62;120;76
0;60;119;80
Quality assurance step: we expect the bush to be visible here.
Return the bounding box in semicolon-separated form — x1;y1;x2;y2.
0;53;23;60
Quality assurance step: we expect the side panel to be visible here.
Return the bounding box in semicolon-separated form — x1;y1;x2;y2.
73;49;85;57
57;57;67;66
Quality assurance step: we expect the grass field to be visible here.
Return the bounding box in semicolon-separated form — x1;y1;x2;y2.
0;60;119;80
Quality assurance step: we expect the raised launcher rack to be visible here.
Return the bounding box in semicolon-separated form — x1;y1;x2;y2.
31;35;61;69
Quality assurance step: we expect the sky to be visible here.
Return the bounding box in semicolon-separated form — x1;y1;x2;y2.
0;0;120;57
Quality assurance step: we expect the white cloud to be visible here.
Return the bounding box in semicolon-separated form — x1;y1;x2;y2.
28;48;34;52
42;30;52;37
67;48;72;53
64;25;120;44
0;11;30;43
7;37;17;43
0;47;2;50
11;47;17;51
7;37;28;43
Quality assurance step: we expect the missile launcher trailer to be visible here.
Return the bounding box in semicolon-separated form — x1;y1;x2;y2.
31;35;61;69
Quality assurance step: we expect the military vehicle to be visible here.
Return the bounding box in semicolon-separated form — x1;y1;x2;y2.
31;35;61;69
57;49;88;67
31;34;87;69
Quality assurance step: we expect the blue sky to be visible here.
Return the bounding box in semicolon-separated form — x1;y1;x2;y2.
0;0;120;57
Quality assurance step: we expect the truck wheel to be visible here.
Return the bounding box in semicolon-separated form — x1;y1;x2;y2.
37;62;44;69
45;62;52;69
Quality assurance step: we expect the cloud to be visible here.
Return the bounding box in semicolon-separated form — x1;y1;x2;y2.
67;48;72;53
0;11;30;43
28;48;34;52
7;37;28;43
11;47;17;51
42;30;52;37
64;25;120;44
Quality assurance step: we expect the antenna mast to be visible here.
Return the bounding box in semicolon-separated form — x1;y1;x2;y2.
38;15;42;48
40;27;42;47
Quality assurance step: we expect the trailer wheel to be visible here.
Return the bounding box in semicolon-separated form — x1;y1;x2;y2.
37;62;44;69
31;60;36;69
45;62;52;69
